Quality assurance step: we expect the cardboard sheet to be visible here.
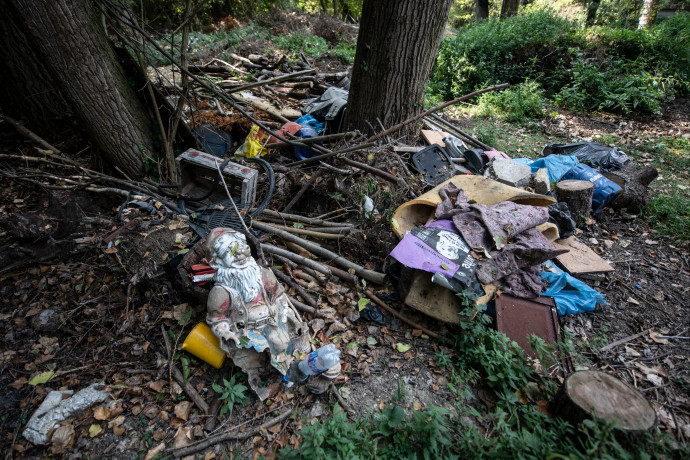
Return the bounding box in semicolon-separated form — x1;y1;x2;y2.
553;236;614;275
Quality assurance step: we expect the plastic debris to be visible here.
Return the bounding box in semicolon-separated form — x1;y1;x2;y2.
543;142;630;173
236;124;270;158
389;219;483;296
23;384;110;445
548;202;577;239
539;261;608;315
529;154;579;184
194;123;233;157
295;114;324;134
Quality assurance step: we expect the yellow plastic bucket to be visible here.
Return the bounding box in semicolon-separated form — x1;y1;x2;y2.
181;322;226;369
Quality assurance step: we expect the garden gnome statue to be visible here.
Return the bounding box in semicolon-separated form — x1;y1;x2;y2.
205;228;339;398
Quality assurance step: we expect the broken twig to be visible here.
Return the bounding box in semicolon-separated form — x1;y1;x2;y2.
366;289;439;339
252;221;385;284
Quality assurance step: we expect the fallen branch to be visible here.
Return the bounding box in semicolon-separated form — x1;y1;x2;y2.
265;131;356;149
282;169;323;213
340;158;400;184
259;222;343;240
170;365;210;414
600;328;652;352
365;289;439;339
427;113;490;150
261;209;353;228
252;221;385;284
227;69;315;94
288;295;322;317
171;408;294;457
270;267;317;308
286;142;378;167
262;244;356;284
364;83;509;144
2;114;62;154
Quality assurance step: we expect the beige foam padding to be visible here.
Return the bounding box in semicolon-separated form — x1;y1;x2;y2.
536;222;560;242
391;175;557;239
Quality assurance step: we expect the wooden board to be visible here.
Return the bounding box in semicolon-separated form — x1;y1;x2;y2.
421;129;450;147
553;236;614;275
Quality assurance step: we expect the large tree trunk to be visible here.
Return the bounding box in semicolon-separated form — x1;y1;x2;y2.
476;0;490;19
0;11;70;134
586;0;601;26
638;0;659;29
2;0;154;178
500;0;519;18
345;0;453;138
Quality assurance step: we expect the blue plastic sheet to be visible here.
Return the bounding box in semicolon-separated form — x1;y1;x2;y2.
295;114;324;134
539;261;608;315
529;154;579;184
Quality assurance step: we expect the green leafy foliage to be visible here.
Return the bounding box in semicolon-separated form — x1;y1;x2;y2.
212;375;249;417
278;405;374;460
644;194;690;242
430;11;690;115
477;81;547;121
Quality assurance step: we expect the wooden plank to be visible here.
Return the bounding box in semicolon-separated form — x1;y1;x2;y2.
421;129;450;147
553;236;614;275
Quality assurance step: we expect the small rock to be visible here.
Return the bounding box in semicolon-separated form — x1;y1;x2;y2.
484;158;532;188
31;309;63;333
589;238;598;245
603;240;614;249
533;168;551;194
310;400;324;418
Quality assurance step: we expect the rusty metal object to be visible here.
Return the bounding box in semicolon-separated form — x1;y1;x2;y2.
495;294;573;376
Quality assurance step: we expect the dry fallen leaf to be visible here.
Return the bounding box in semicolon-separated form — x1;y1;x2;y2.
93;406;110;421
144;442;165;460
174;401;193;421
649;331;669;344
50;425;75;454
108;415;125;429
88;424;103;438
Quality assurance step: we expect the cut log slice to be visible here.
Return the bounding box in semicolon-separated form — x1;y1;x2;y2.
556;180;594;225
555;370;656;432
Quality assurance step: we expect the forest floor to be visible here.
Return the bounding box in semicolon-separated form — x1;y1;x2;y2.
1;12;689;460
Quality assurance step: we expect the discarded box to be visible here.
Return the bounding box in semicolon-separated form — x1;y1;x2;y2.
176;149;258;206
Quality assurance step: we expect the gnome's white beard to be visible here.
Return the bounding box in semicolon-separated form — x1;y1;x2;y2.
214;260;262;304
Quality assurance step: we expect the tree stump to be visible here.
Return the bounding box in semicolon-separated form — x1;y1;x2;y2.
553;371;656;433
556;180;594;225
604;163;658;212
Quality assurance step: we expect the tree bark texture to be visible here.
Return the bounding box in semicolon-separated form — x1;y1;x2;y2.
500;0;519;18
5;0;154;178
638;0;660;29
345;0;453;137
0;8;70;134
553;371;656;433
603;163;658;212
476;0;490;19
585;0;601;26
556;180;594;225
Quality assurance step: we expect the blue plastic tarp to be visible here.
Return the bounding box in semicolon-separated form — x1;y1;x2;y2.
529;154;579;184
539;261;608;315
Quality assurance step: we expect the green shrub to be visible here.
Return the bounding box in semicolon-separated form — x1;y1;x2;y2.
555;58;669;114
430;11;689;115
432;11;578;100
477;81;546;121
644;194;690;241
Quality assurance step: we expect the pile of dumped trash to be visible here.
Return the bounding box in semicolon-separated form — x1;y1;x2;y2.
174;78;660;368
